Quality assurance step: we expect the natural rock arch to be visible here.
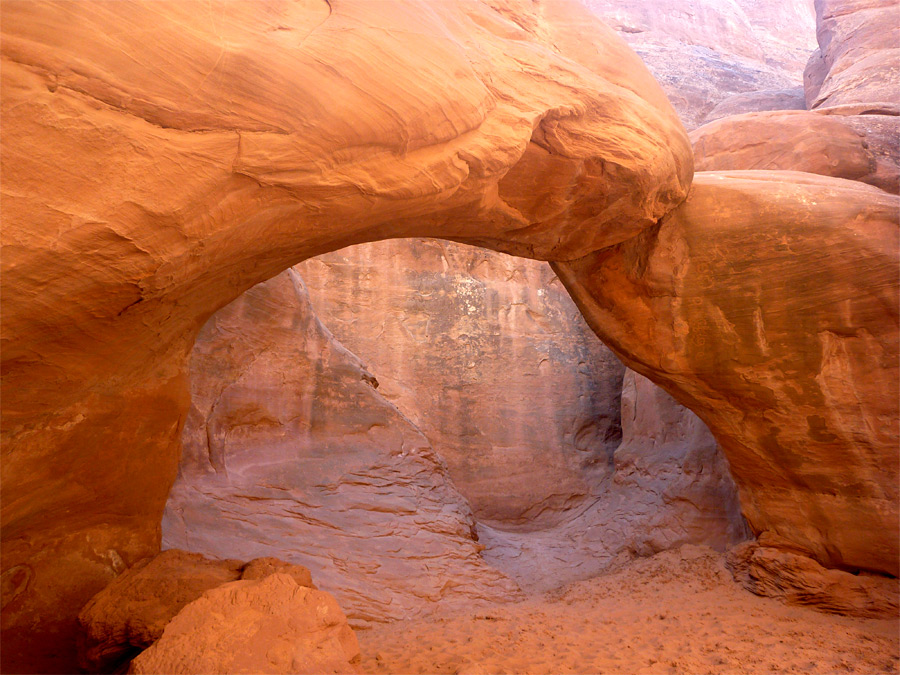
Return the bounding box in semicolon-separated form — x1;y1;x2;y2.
1;1;896;672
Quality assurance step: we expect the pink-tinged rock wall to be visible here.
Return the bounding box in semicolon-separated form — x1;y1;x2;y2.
167;248;748;602
162;269;522;623
585;0;816;128
479;369;748;589
804;0;900;109
298;239;624;529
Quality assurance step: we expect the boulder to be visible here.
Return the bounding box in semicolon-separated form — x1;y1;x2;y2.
76;549;314;673
129;574;360;675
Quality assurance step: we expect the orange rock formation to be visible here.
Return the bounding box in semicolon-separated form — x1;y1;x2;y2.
1;0;897;672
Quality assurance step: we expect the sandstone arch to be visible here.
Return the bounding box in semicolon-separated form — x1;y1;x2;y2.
1;1;897;672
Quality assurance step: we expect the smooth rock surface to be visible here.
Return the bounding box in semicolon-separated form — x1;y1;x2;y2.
162;270;522;624
691;108;900;193
298;239;625;529
128;574;360;675
0;2;690;669
554;171;899;577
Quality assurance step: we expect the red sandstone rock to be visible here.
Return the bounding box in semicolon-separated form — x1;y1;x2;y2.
128;574;360;675
1;0;895;671
727;540;900;619
805;0;900;108
554;171;899;578
240;557;315;588
0;2;690;669
76;549;315;673
691;109;900;192
298;239;624;529
162;269;522;623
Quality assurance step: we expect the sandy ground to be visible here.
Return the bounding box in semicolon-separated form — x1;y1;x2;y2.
357;546;899;675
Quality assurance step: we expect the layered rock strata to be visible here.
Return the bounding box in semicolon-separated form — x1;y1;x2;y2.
298;239;625;529
479;369;748;589
162;270;522;624
727;540;900;619
804;0;900;108
165;258;747;604
2;0;898;671
691;107;900;193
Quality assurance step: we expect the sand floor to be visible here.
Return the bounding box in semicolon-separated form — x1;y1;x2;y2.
357;546;899;675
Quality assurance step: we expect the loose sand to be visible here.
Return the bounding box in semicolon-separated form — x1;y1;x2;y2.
357;546;899;675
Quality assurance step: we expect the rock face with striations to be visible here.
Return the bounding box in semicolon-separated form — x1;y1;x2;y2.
691;107;900;193
166;251;747;599
162;269;522;624
479;368;748;589
298;239;625;529
2;0;899;671
804;0;900;109
586;0;816;128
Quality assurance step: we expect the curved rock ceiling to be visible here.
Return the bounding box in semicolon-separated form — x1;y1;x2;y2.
0;0;897;672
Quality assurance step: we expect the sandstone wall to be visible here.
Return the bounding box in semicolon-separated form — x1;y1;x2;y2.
587;0;816;128
298;240;624;530
162;269;522;623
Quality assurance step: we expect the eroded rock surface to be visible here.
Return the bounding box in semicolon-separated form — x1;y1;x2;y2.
691;108;900;192
479;369;748;589
0;2;691;669
298;239;625;529
703;87;807;123
77;549;314;673
129;574;360;675
162;270;522;623
728;540;900;619
555;171;899;577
